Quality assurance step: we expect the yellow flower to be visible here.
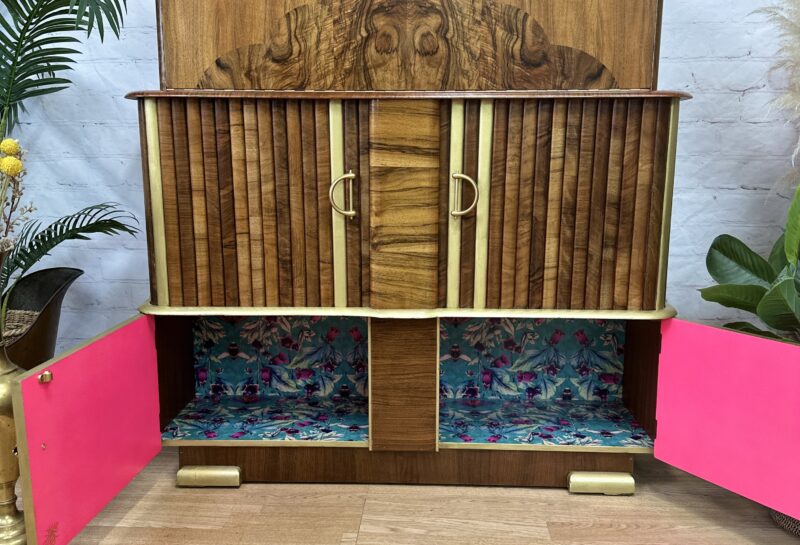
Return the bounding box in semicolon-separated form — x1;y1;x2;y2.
0;139;20;156
0;156;23;177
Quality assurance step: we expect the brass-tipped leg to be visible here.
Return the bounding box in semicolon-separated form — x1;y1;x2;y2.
0;483;24;545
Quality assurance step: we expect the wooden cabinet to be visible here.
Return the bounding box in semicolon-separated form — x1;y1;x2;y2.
13;3;800;544
135;91;681;312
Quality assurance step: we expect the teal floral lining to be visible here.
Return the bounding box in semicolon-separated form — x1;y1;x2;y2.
163;315;369;443
439;399;652;447
439;318;652;448
163;397;368;442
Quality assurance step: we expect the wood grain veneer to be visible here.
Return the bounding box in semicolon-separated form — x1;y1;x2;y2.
369;318;438;452
157;0;662;91
369;100;440;309
143;97;342;307
179;446;634;487
155;316;195;429
623;320;662;439
141;94;675;312
453;96;673;311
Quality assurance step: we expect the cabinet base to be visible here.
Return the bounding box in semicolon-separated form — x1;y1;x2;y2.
178;447;633;487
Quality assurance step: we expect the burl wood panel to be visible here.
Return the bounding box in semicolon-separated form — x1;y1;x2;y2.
369;318;438;451
623;320;661;439
145;97;339;307
465;97;672;311
369;100;440;309
180;446;633;487
158;0;660;91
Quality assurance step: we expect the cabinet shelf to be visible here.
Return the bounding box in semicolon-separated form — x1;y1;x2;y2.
438;399;652;453
162;396;369;447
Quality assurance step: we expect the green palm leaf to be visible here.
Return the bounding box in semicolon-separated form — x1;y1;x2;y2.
0;0;126;134
0;202;138;297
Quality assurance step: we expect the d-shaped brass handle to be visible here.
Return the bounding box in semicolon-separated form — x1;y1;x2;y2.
450;173;479;217
329;170;357;219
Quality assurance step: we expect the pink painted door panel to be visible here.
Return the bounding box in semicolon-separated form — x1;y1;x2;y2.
656;318;800;519
13;315;161;545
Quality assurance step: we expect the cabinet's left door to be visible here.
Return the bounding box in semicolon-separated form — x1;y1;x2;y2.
12;315;161;545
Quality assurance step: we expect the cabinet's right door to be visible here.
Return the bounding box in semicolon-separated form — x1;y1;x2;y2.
443;96;677;312
655;318;800;518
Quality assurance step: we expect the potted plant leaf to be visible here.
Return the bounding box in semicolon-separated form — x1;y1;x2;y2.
701;184;800;344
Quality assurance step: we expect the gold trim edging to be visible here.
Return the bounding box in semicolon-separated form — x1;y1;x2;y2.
139;303;678;321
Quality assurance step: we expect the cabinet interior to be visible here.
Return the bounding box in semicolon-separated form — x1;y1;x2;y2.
156;315;370;445
154;314;661;452
439;318;660;450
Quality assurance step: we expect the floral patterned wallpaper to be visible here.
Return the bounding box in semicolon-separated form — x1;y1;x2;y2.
193;315;369;403
439;318;626;402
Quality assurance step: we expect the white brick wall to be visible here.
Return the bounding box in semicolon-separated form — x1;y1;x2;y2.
8;2;796;351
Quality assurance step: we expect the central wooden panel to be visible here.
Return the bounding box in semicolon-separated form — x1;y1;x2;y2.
369;100;440;309
369;318;438;451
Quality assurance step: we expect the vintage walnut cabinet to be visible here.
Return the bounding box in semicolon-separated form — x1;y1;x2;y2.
9;1;800;544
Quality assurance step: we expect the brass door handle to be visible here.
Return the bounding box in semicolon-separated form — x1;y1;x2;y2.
329;170;357;218
450;173;479;217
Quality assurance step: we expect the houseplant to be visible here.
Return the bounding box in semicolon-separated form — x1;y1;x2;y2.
700;183;800;344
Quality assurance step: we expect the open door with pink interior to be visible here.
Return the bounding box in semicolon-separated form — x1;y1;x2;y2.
655;318;800;519
11;315;161;545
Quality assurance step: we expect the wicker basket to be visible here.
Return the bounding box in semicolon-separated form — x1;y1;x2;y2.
0;310;39;347
770;509;800;537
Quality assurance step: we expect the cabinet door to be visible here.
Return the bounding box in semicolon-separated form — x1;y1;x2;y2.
443;97;677;311
656;319;800;518
141;97;348;308
12;315;161;545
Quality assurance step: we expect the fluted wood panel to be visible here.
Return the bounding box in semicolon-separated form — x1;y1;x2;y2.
445;97;674;311
145;98;341;307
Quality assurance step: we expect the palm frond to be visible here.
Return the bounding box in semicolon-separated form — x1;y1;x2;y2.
0;0;127;134
0;202;138;296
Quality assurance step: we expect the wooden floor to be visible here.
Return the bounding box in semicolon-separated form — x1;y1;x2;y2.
71;448;795;545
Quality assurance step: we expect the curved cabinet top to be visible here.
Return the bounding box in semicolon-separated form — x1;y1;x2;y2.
157;0;665;92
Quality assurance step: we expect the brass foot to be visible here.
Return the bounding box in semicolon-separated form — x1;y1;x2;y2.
568;471;635;496
176;466;241;488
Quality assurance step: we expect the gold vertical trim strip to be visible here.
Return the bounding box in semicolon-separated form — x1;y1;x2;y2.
473;100;495;309
11;385;36;545
329;100;348;308
446;100;465;308
656;98;680;308
144;99;170;306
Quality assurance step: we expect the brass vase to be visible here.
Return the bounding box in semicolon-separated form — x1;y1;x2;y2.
0;354;24;545
0;268;83;545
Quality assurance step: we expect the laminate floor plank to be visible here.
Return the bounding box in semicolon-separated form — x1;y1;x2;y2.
70;449;795;545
